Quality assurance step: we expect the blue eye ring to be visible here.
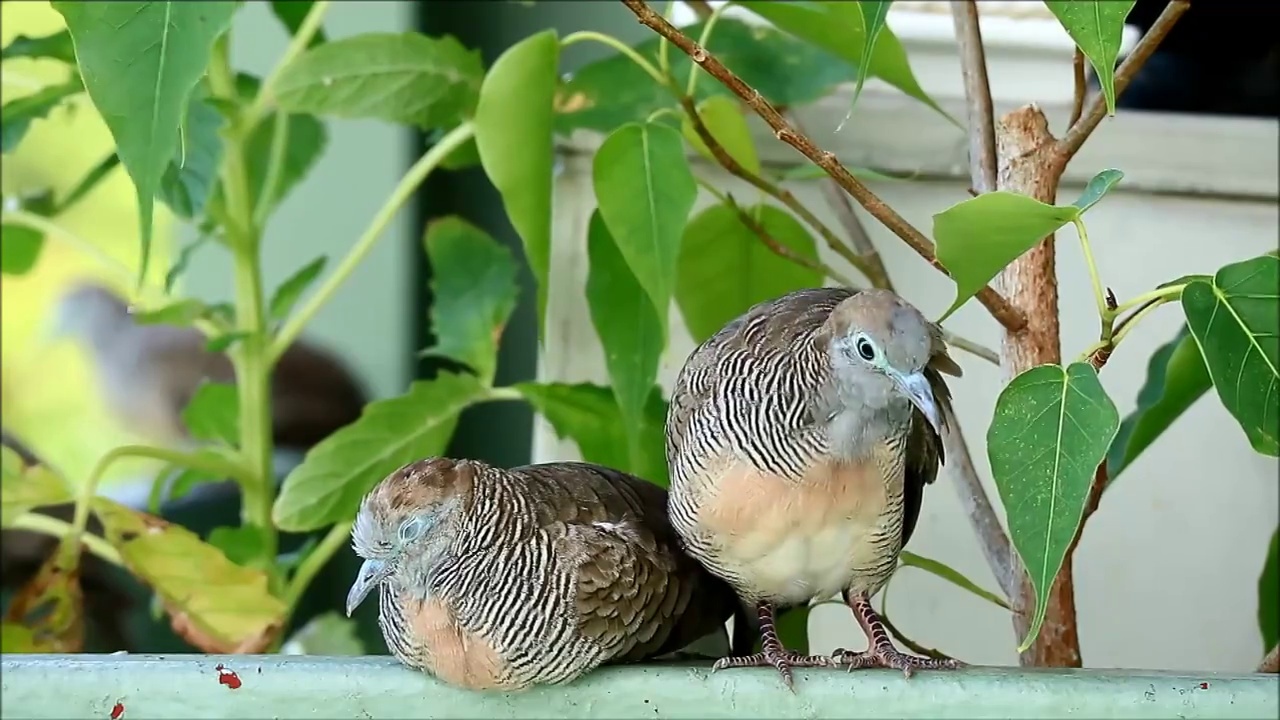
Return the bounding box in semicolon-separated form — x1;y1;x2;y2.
398;516;426;542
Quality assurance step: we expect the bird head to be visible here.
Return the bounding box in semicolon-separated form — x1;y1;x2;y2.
823;289;953;438
345;457;473;617
39;281;131;348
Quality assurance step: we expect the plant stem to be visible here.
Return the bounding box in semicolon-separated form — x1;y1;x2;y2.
270;122;476;363
282;520;352;613
658;0;676;81
57;444;248;568
950;0;997;194
14;512;124;567
619;0;1028;332
1072;218;1110;326
1112;283;1184;315
560;31;667;85
246;0;331;128
1068;48;1086;129
254;111;291;228
687;1;729;97
485;386;525;403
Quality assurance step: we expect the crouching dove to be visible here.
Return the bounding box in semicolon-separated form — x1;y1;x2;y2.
345;457;743;691
666;288;965;688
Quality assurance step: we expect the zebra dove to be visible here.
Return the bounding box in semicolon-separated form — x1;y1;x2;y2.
666;287;965;688
344;457;742;691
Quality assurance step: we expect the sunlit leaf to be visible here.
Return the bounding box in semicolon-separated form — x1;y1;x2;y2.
1;446;73;527
680;95;760;175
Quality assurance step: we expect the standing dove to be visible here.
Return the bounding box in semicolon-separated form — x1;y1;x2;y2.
344;457;743;691
666;287;964;688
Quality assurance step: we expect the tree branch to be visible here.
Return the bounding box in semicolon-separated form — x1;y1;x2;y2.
621;0;1028;332
950;0;997;193
1068;48;1086;128
1058;0;1190;158
942;410;1019;600
725;194;856;288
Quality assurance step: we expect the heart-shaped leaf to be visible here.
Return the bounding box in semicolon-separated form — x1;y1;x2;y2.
586;210;664;441
1181;254;1279;456
475;30;559;335
421;216;519;386
273;372;486;531
827;0;893;110
677;203;823;344
680;95;760;175
51;0;238;282
593;122;696;336
987;362;1119;652
273;32;483;129
1107;326;1210;481
1044;0;1137;115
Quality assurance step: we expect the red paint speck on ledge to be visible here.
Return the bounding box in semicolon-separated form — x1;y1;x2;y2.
214;663;243;690
1199;682;1210;690
110;701;125;719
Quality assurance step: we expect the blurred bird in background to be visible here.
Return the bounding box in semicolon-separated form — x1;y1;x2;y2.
345;457;746;691
665;288;964;688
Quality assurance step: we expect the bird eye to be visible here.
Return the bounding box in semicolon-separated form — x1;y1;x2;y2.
855;336;878;362
398;516;426;543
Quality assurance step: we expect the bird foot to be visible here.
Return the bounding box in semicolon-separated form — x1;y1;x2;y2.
831;645;963;678
712;649;835;691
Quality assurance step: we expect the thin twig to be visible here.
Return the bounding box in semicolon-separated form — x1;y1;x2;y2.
621;0;1028;333
1068;48;1086;128
1059;0;1190;158
788;113;892;291
681;95;877;283
1259;644;1280;673
726;195;857;288
942;409;1019;601
950;0;997;193
941;331;999;365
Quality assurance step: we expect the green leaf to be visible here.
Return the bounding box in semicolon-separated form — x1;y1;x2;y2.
1260;527;1278;650
1;446;73;527
245;112;327;216
898;550;1010;610
1;623;38;653
282;612;365;656
273;32;483;129
773;606;810;655
92;497;285;653
1;224;45;276
273;372;486;532
1044;0;1136;115
987;362;1119;652
165;236;209;292
738;1;950;122
680;95;760;175
832;0;893;109
268;1;327;47
156;97;225;219
147;464;220;514
421;216;519;386
205;331;248;354
55;153;121;214
181;382;240;446
2;30;75;63
1106;326;1210;481
131;298;208;326
556;18;853;135
439;135;481;171
1071;168;1124;213
586;210;664;436
1181;254;1280;456
516;382;669;486
474;30;558;334
51;0;237;283
268;256;327;322
207;525;269;567
677;203;824;344
592;122;696;336
1;78;83;153
933;192;1080;321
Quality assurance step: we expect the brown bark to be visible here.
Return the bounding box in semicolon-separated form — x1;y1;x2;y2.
994;106;1079;667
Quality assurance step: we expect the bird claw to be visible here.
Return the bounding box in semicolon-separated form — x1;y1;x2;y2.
712;650;835;691
831;646;964;678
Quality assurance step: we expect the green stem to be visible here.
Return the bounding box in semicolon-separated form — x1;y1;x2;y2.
58;445;248;567
694;175;730;203
687;0;731;97
1072;218;1110;331
282;520;352;613
658;0;675;81
1111;283;1185;316
560;31;668;86
14;512;123;567
246;0;331;129
1111;298;1170;347
269;121;477;363
484;386;525;403
254;111;291;228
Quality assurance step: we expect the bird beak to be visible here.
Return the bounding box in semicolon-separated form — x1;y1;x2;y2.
345;558;392;617
893;370;943;437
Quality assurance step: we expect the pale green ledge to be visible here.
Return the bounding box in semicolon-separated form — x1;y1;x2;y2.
1;655;1277;719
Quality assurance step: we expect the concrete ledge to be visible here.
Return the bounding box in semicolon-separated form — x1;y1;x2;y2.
2;655;1277;719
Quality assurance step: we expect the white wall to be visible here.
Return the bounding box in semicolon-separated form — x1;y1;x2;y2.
536;5;1279;671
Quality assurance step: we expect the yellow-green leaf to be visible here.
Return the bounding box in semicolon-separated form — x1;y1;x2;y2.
680;95;760;175
987;362;1119;652
899;550;1009;610
1;446;73;527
